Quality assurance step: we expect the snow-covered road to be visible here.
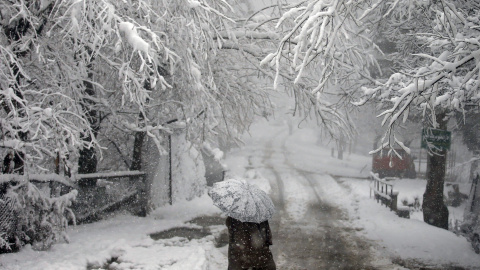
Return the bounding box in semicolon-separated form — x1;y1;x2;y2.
232;127;392;269
260;130;378;269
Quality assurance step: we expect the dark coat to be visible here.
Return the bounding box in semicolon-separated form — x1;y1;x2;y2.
226;216;276;270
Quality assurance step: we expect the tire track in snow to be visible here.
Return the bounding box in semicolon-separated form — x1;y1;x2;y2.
258;129;392;269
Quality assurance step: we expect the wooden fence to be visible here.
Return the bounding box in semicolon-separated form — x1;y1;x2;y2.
73;171;147;223
370;172;409;218
1;171;148;227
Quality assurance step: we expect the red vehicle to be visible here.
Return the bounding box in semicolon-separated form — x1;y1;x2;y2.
372;148;416;179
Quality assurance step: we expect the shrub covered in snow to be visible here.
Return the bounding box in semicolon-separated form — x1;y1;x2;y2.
0;180;77;252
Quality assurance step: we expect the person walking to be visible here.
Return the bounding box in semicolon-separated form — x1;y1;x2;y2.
208;178;276;269
226;216;276;270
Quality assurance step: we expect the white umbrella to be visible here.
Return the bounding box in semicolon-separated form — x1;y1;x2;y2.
208;178;275;223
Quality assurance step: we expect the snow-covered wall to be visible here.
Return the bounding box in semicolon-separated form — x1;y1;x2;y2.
142;132;206;210
142;136;170;209
171;132;206;203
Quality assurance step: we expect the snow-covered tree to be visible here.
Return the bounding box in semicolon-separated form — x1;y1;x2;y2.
267;0;479;149
360;0;480;229
0;0;277;251
0;0;273;176
267;0;480;229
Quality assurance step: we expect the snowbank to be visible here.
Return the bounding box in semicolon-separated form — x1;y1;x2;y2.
0;194;225;270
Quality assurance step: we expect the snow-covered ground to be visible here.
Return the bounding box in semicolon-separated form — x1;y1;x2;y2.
2;112;480;269
0;195;227;270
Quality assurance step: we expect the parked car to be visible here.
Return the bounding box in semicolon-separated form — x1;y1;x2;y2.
460;214;480;254
462;174;480;254
372;148;416;179
471;225;480;254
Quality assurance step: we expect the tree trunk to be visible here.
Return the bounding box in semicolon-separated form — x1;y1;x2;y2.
129;79;152;172
373;134;382;151
337;136;345;160
1;19;32;176
78;67;99;183
422;112;449;230
129;80;152;216
337;146;343;160
470;153;480;181
78;138;97;174
130;129;146;171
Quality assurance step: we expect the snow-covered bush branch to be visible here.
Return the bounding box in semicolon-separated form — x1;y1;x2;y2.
0;178;77;251
355;1;480;152
263;0;377;91
267;0;480;150
256;0;376;140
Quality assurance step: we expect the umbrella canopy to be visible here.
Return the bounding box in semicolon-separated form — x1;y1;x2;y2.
208;178;275;223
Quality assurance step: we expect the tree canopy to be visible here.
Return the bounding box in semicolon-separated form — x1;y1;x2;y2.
266;0;480;154
0;0;272;173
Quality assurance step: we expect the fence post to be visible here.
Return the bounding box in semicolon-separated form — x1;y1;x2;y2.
391;191;398;212
137;173;149;217
168;134;173;205
418;148;422;176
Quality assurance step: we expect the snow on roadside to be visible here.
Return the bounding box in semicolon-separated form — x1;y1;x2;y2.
341;178;480;269
0;194;226;270
87;236;225;270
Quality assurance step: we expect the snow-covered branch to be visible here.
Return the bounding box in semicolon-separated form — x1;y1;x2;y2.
1;0;273;171
268;0;480;151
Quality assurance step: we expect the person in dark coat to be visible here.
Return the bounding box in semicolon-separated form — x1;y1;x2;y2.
226;216;276;270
